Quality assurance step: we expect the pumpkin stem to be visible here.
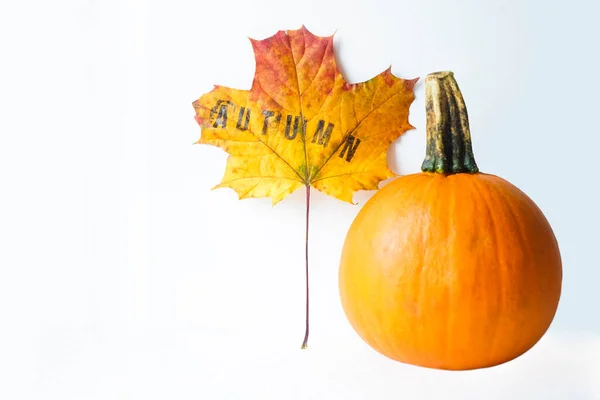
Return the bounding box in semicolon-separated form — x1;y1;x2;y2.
421;71;479;174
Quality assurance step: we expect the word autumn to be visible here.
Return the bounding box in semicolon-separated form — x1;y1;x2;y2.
209;100;362;162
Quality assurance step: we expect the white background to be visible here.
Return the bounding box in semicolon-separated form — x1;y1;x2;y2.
1;0;599;399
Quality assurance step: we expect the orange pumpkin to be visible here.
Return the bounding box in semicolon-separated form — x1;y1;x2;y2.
338;71;562;370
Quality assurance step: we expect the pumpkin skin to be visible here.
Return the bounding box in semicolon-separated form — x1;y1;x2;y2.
338;72;562;370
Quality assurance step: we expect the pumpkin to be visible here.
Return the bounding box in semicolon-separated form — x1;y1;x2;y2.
338;71;562;371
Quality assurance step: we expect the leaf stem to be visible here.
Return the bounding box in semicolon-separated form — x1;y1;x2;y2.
301;185;310;349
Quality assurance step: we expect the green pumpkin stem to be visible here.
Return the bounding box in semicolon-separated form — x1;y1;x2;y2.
421;71;479;174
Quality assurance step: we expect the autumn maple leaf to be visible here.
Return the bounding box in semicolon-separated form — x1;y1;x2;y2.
192;26;417;348
193;26;417;205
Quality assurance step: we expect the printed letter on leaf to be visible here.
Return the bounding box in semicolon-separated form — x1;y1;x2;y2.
193;26;417;204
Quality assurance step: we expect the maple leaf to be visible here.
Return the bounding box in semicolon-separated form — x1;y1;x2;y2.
192;26;417;205
192;26;417;349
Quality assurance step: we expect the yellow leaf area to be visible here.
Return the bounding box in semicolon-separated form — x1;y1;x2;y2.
192;26;417;204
